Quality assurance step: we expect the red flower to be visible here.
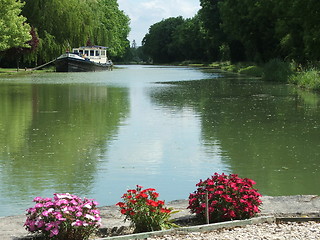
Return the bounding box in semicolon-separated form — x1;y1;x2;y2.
129;211;135;216
160;208;171;213
214;190;224;195
146;199;158;207
127;189;137;194
188;173;261;223
152;192;159;198
116;202;126;208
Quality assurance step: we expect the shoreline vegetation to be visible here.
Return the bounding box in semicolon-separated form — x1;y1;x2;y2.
1;59;320;93
180;59;320;92
0;67;54;76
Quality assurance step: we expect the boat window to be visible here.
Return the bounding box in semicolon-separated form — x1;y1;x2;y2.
90;50;94;56
79;50;83;54
96;50;100;56
101;50;106;56
84;50;89;56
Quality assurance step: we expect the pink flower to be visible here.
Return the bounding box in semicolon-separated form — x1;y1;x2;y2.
71;219;83;226
42;208;54;217
33;196;43;202
44;201;54;208
91;209;100;215
35;203;43;208
50;227;59;237
25;193;101;239
36;219;45;228
76;211;82;217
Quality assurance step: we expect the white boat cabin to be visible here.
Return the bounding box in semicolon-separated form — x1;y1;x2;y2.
72;46;109;64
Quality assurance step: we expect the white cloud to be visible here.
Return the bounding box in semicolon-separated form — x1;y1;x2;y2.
118;0;200;46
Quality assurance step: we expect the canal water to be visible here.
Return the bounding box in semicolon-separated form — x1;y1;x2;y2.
0;65;319;217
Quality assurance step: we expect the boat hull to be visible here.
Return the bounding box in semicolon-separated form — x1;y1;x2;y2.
55;56;112;72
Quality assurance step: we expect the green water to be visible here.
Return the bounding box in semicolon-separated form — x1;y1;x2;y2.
0;65;319;216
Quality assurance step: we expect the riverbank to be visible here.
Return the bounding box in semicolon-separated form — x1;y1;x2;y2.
0;68;54;76
185;60;320;92
1;195;319;240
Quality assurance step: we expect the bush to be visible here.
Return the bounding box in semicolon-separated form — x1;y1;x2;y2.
239;66;263;77
188;173;262;223
262;59;293;82
221;64;239;73
25;193;101;240
290;69;320;91
117;185;178;233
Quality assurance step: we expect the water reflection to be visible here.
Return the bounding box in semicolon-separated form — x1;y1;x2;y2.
1;66;320;217
0;82;129;215
149;78;320;196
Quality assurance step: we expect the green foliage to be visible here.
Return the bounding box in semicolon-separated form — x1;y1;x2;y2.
262;59;293;82
239;66;263;77
290;70;320;91
117;186;178;233
219;0;278;62
142;14;218;63
95;0;130;57
13;0;130;65
172;15;210;61
0;0;31;51
138;0;320;65
142;17;185;63
188;173;262;223
221;64;239;73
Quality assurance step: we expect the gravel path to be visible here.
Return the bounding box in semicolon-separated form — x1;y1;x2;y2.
147;222;320;240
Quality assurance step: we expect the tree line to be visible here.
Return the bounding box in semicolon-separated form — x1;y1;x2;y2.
0;0;130;67
141;0;320;65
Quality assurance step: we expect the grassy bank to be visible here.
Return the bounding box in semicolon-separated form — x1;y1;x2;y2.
205;60;320;92
0;67;54;76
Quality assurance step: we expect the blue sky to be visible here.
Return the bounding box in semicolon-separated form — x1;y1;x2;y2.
118;0;201;46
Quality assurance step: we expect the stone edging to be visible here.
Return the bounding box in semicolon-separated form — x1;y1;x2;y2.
97;216;275;240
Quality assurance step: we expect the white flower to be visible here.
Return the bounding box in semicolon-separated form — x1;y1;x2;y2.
56;193;73;199
85;214;95;221
83;203;92;209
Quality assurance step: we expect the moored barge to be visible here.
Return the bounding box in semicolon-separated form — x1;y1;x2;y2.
55;46;113;72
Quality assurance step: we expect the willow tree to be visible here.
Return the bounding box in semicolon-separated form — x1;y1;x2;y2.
94;0;130;57
21;0;130;64
0;0;31;51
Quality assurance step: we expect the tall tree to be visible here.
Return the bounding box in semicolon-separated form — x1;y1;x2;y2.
219;0;279;62
20;0;130;64
172;15;212;61
0;0;31;51
294;0;320;61
142;17;185;63
95;0;130;57
198;0;245;62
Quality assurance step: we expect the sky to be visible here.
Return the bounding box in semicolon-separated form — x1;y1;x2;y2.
118;0;201;46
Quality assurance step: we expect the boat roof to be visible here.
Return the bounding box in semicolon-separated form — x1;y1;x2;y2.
76;46;109;49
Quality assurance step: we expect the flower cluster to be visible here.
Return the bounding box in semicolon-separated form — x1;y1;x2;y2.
25;193;101;240
116;185;177;233
188;173;262;223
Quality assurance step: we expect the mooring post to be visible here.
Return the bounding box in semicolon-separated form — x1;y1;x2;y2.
205;191;209;224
